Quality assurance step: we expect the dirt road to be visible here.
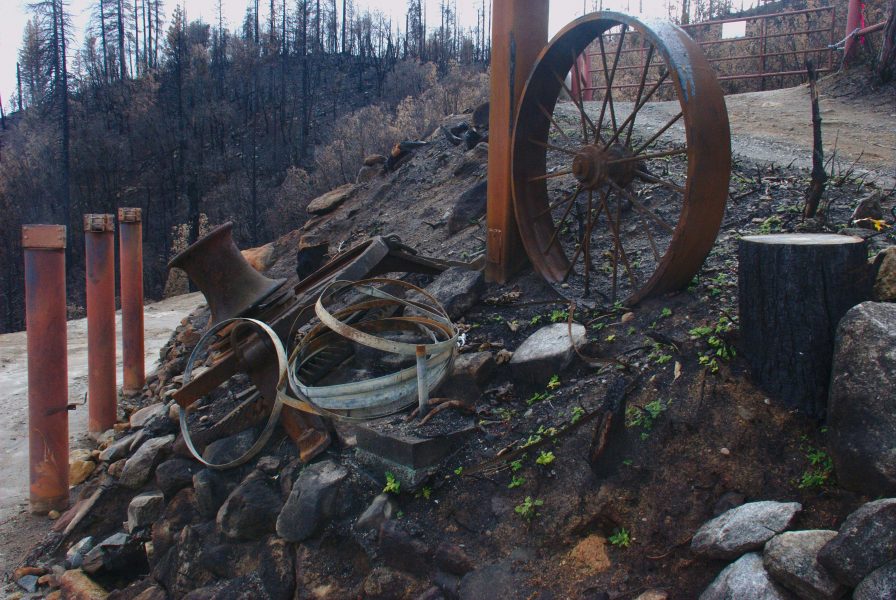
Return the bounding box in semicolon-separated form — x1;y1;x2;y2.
0;293;202;575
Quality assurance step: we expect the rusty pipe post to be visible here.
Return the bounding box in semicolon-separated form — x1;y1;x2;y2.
22;225;69;514
485;0;549;283
843;0;864;65
84;214;117;434
118;208;144;393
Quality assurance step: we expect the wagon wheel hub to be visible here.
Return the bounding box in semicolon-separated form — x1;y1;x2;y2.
572;144;638;190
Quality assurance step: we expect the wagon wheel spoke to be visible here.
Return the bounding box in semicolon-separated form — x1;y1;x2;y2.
596;26;628;139
529;169;573;183
536;184;584;219
539;103;574;145
632;110;683;155
625;44;656;147
543;185;583;253
530;138;579;157
608;148;687;165
635;169;685;195
608;180;676;234
604;71;672;150
552;69;598;144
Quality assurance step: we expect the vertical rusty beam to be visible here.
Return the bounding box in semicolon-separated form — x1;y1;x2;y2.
844;0;864;66
118;208;144;393
485;0;549;283
84;214;117;434
22;224;69;514
829;7;837;72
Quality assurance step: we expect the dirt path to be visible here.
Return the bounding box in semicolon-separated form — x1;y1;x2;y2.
0;293;202;576
565;82;896;189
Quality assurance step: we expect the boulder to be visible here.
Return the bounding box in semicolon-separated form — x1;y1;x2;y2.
850;191;885;223
201;429;257;466
306;184;354;215
509;323;587;384
126;491;166;533
452;351;495;387
447;180;487;234
854;560;896;600
82;532;147;576
65;536;94;569
458;560;521;599
763;530;846;600
364;154;387;167
276;460;348;542
118;434;175;489
434;542;474;576
356;493;396;532
152;488;201;560
357;165;379;184
363;567;426;600
419;267;484;320
691;501;802;560
827;302;896;495
129;403;167;429
152;523;216;598
379;521;430;576
155;458;201;497
69;460;96;486
700;553;795;600
99;432;140;462
872;246;896;301
218;473;283;541
193;468;234;519
818;498;896;587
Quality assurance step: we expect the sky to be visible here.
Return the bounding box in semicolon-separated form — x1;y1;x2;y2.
0;0;665;112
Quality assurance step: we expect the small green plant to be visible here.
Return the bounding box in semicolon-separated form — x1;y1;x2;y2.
530;315;542;326
660;307;672;318
549;309;569;323
514;496;544;521
508;474;525;489
536;451;555;466
691;315;736;373
798;441;834;489
454;466;463;476
621;459;633;466
421;486;432;500
625;400;667;439
627;325;637;336
609;528;631;548
527;390;551;406
570;406;585;424
605;334;616;342
383;472;401;495
758;215;783;234
546;375;561;390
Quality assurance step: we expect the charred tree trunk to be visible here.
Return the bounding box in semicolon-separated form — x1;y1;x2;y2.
804;60;826;219
738;234;871;418
880;0;896;82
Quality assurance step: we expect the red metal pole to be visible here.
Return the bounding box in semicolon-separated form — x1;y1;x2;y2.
843;0;865;65
118;208;144;393
22;224;69;514
84;214;117;434
485;0;550;283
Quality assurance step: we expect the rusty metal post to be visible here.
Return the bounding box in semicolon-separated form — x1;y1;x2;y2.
22;225;69;514
485;0;549;283
759;16;767;91
84;214;117;434
843;0;864;65
118;208;144;393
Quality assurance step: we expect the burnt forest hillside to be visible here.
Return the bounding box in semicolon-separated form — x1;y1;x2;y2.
0;0;490;334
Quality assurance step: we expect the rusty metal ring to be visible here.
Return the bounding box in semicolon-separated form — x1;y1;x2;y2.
180;318;287;469
512;12;731;306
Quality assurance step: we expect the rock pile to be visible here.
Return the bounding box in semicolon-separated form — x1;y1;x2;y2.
696;499;896;599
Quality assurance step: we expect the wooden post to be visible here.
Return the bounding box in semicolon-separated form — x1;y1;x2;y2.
485;0;549;283
738;234;871;418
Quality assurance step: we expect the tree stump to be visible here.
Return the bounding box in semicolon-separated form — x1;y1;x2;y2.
738;234;871;418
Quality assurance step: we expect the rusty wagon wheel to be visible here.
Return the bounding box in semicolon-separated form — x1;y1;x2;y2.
512;12;731;307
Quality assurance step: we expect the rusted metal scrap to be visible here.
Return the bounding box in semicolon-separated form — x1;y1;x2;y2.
169;226;468;468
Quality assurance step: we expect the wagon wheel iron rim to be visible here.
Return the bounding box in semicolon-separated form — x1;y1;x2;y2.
512;12;731;308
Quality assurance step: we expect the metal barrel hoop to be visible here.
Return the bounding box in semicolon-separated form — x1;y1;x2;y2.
180;317;287;469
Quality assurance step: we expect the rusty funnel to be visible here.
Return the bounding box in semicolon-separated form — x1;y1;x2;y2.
168;222;286;326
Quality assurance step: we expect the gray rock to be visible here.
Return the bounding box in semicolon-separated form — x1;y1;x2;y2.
872;247;896;302
65;536;94;569
201;429;257;466
126;491;166;533
509;323;587;384
434;542;474;576
99;432;139;462
420;267;485;320
82;531;147;575
16;574;38;593
356;493;395;532
276;460;348;542
357;165;379;184
193;468;234;519
155;457;201;497
763;530;846;600
691;501;802;560
218;473;283;541
700;553;795;600
828;302;896;496
447;180;487;235
818;498;896;587
198;536;295;600
851;191;885;222
854;560;896;600
129;403;167;428
452;351;495;386
306;183;354;215
118;434;175;489
459;560;522;599
379;521;430;576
